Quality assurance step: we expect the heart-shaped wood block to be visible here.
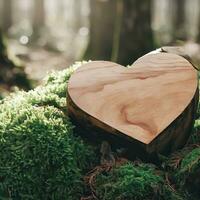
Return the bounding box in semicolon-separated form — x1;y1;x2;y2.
67;52;199;157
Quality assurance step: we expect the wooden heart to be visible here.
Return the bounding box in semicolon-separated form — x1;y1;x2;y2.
67;52;198;157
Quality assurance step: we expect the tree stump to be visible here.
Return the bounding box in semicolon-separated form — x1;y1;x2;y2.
67;51;199;160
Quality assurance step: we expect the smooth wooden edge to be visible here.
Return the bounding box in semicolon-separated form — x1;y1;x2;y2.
67;98;149;161
67;86;199;155
147;87;199;154
160;46;199;70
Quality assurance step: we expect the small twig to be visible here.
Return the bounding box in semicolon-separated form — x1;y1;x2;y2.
165;173;175;192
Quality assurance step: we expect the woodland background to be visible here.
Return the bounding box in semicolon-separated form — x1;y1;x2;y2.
1;0;200;90
1;0;200;200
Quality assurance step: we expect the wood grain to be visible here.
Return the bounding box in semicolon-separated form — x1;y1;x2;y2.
67;52;199;157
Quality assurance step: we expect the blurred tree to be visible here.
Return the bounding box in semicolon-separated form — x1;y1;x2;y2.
116;0;154;65
197;5;200;43
33;0;45;40
84;0;117;60
1;0;12;32
73;0;82;32
0;30;31;97
172;0;187;41
84;0;154;65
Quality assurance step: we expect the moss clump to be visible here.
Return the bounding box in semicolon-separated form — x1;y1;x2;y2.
179;147;200;175
175;147;200;197
0;62;97;199
188;119;200;145
94;162;183;200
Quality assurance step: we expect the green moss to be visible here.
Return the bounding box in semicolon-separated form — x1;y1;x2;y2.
95;162;183;200
176;147;200;183
180;148;200;172
0;62;97;199
173;147;200;198
0;59;199;199
189;119;200;144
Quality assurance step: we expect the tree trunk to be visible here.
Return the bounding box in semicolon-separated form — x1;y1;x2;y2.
73;0;82;32
84;0;154;65
83;0;117;60
32;0;45;39
117;0;154;65
1;0;12;32
172;0;186;41
197;1;200;43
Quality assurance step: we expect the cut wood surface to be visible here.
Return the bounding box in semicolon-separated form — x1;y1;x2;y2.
67;52;199;157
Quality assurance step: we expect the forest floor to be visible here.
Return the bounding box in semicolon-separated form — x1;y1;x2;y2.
9;40;75;84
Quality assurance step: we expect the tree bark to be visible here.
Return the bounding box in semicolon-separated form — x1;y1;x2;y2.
117;0;154;65
84;0;154;65
83;0;117;60
172;0;187;41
